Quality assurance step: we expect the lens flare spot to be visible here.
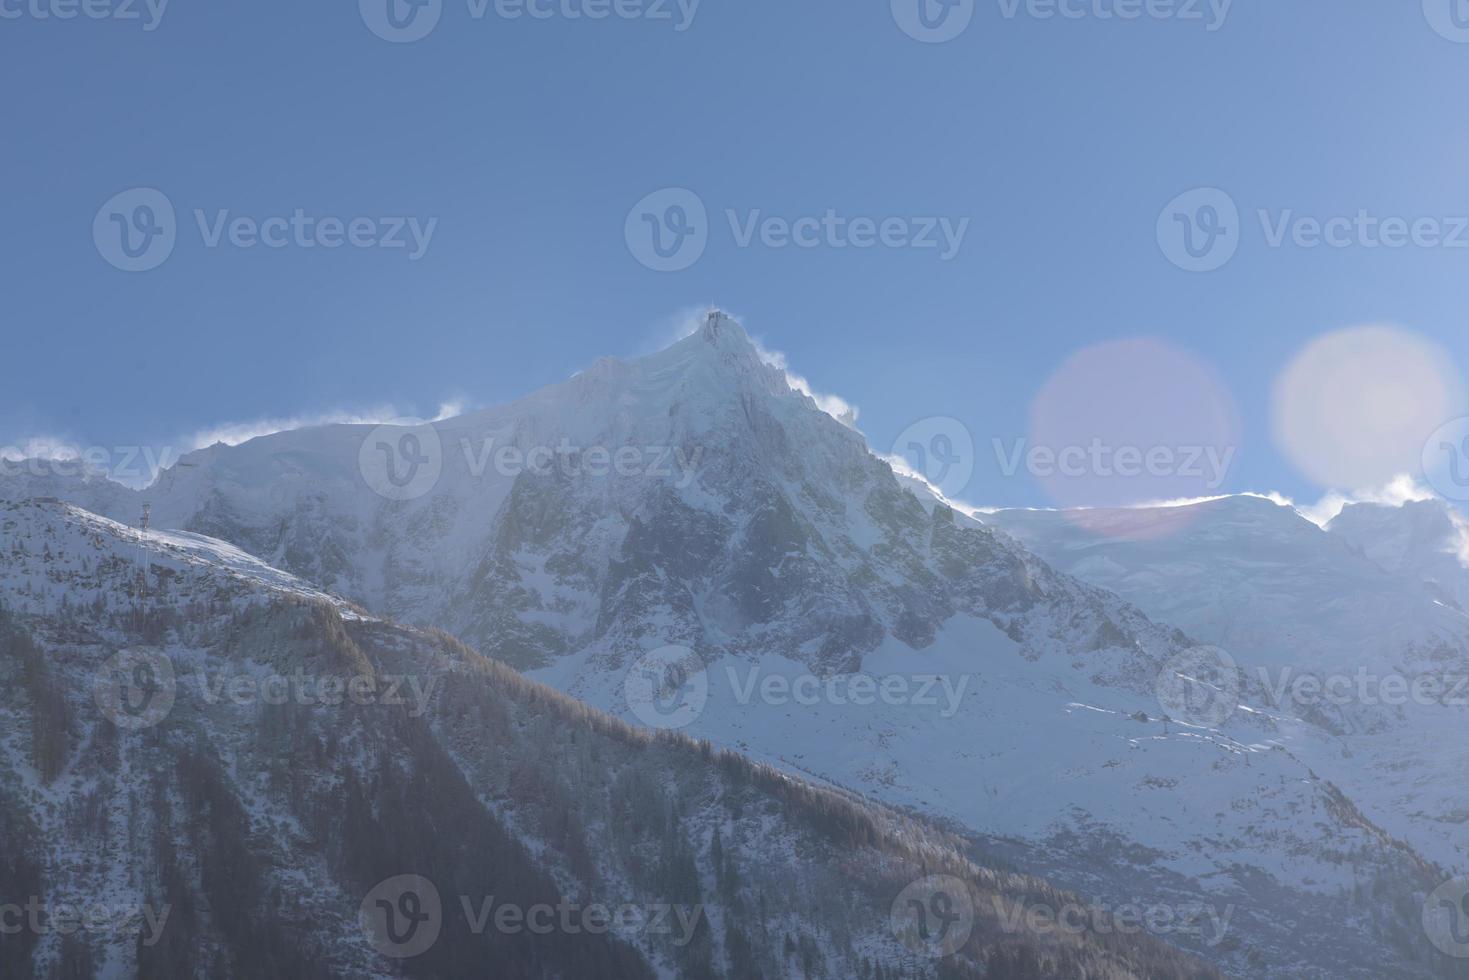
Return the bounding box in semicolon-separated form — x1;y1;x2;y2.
1026;338;1242;537
1272;325;1463;491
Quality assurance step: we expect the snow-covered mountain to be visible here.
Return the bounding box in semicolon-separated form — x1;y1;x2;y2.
987;496;1469;877
1329;497;1469;613
6;315;1463;977
986;496;1469;677
3;497;1238;979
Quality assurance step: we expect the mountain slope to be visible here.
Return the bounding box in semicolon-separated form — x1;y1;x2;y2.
986;496;1469;876
0;496;1226;980
6;315;1462;977
1328;497;1469;613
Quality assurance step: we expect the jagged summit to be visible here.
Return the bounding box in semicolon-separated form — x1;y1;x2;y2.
646;309;772;389
1329;494;1465;545
425;311;786;446
696;308;753;349
1328;494;1469;609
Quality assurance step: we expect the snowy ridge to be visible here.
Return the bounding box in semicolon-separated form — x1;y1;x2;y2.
0;497;363;625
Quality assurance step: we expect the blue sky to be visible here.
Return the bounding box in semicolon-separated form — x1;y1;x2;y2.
5;0;1469;509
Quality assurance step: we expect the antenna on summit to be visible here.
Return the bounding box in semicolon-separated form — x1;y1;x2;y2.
138;502;152;603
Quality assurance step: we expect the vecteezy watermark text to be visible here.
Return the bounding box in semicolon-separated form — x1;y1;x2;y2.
359;420;705;501
458;438;702;486
359;875;703;959
194;210;436;259
1155;646;1469;731
991;895;1234;947
622;645;976;731
891;0;1232;44
0;444;177;484
1425;877;1469;958
993;437;1235;490
195;669;439;718
0;0;168;30
625;188;970;272
890;875;975;957
93;188;437;272
359;0;700;43
1158;187;1469;272
891;417;976;500
725;210;969;260
724;666;971;718
0;898;171;947
1424;417;1469;502
1257;667;1469;711
94;651;441;730
1424;0;1469;44
996;0;1231;29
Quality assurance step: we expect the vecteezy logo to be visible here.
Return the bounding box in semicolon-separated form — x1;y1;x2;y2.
359;875;443;959
890;417;975;501
1425;878;1469;957
623;645;708;730
890;875;975;958
1424;0;1469;42
358;418;444;501
624;188;708;272
1422;418;1469;502
1155;645;1240;727
93;649;177;730
1156;188;1240;273
93;188;177;273
360;0;443;42
891;0;974;43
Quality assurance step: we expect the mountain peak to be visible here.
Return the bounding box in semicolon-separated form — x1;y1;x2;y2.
699;308;745;346
694;310;764;366
651;308;772;388
1331;494;1460;530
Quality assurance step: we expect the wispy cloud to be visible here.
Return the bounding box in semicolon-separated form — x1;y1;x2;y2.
649;304;717;351
1287;474;1438;528
185;401;467;450
0;435;86;462
960;491;1297;517
750;339;860;429
0;434;176;488
883;452;973;513
954;477;1457;533
1284;476;1469;567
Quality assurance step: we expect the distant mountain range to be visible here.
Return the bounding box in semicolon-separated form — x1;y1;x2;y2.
4;313;1466;978
988;494;1469;877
